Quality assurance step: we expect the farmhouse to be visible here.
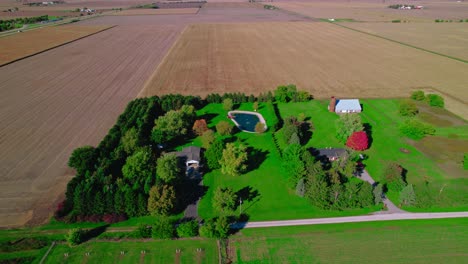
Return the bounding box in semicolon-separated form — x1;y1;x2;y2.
174;146;202;170
329;96;362;113
317;148;347;161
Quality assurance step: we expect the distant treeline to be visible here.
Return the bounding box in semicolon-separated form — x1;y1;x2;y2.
0;15;48;32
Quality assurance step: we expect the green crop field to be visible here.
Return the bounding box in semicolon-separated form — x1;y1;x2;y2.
197;102;377;221
44;239;218;264
230;218;468;263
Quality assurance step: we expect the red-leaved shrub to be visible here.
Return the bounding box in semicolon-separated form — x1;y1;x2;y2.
346;131;369;151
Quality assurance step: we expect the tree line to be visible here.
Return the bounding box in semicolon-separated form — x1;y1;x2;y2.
0;15;49;32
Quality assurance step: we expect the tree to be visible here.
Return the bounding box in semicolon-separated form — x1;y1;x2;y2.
121;127;139;154
305;174;330;209
156;153;181;184
152;105;195;142
399;100;418;117
193;119;208;136
205;139;224;170
254;122;266;133
223;98;233;111
68;146;97;175
216;121;233;136
384;162;406;192
213;187;237;214
464;154;468;170
346;131;369;151
152;217;174;239
176;220;199;238
66;228;84;246
274;84;297;102
201;129;215;148
410;90;425;101
296;178;305;197
427;94;444;108
220;143;248;176
373;184;383;204
335;114;363;143
253;101;259;111
282;144;305;187
147;185;176;216
399;119;435;140
357;181;374;207
199;218;217;238
215;216;230;238
399;184;416;206
122;148;155;192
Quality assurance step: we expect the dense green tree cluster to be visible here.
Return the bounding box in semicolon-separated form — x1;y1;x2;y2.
399;119;435;140
0;15;49;32
274;84;312;103
335;114;364;143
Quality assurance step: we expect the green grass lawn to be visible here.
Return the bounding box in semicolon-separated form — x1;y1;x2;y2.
197;102;378;221
44;238;218;264
230;218;468;263
277;99;468;212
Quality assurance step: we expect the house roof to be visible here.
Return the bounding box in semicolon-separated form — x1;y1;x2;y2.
335;99;361;112
317;148;346;159
175;146;201;162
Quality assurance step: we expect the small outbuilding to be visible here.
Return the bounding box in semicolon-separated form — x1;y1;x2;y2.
329;96;362;113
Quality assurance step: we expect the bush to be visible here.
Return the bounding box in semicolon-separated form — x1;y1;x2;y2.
426;94;444;108
152;217;174;239
346;131;369;151
193;119;208;136
216;121;233;136
399;184;416;206
176;220;199;238
410;90;425;101
464;154;468;170
135;223;152;238
223;98;233;111
383;163;406;192
254;122;266;133
399;119;435;140
66;228;84;246
399;100;419;117
199;218;217;238
392;20;401;23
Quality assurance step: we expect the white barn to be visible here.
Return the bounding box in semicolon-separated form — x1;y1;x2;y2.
329;97;362;113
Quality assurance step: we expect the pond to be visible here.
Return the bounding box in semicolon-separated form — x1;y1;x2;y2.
228;111;267;133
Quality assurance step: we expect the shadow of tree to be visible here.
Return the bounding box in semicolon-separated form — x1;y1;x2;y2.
82;224;109;243
198;113;218;127
246;147;269;172
363;123;373;148
235;186;260;203
173;177;208;216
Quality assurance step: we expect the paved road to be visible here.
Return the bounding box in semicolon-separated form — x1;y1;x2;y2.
232;212;468;229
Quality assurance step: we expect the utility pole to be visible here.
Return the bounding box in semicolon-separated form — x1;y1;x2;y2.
239;197;243;215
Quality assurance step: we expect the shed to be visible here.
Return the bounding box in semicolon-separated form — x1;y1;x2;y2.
334;99;362;113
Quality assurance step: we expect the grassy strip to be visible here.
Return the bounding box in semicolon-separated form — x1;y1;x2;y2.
230;218;468;263
332;22;468;64
44;239;218;264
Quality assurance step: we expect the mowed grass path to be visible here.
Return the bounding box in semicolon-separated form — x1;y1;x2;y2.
230;218;468;263
45;239;218;264
197;103;377;221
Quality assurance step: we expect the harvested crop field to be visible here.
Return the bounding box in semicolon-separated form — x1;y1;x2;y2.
112;8;200;16
339;22;468;61
0;25;112;66
272;0;468;22
140;22;468;119
0;25;183;227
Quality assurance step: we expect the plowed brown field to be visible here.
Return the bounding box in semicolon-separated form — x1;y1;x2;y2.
0;25;112;66
112;8;200;16
0;25;184;227
272;0;468;22
140;22;468;118
339;22;468;62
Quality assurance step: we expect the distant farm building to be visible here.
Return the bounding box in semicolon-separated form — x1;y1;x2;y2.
329;96;362;113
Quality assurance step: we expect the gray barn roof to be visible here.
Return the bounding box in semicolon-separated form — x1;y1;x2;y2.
318;148;346;159
335;99;361;112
